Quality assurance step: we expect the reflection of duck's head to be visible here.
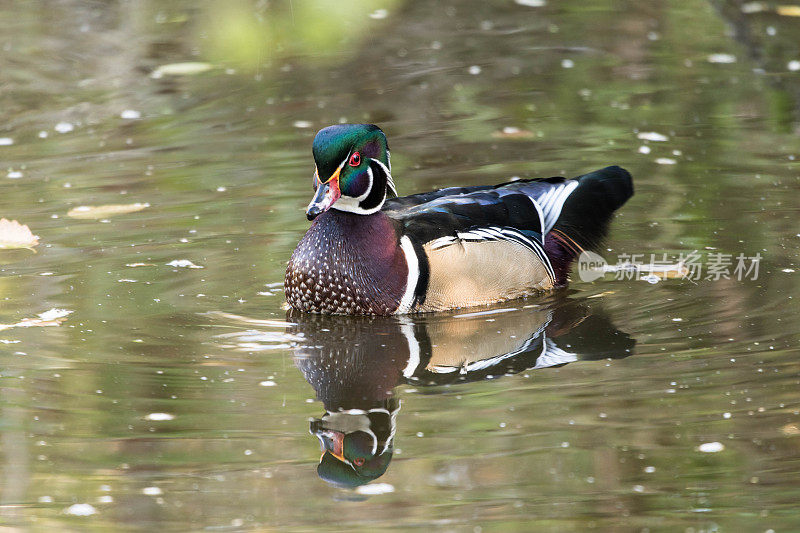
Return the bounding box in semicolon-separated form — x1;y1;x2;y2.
291;298;635;486
310;402;398;488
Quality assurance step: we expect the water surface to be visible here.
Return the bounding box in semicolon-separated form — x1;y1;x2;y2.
1;0;799;530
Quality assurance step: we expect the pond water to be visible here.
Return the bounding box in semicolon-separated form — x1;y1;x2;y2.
2;0;800;530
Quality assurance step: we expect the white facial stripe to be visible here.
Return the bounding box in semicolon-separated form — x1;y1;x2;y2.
370;158;397;196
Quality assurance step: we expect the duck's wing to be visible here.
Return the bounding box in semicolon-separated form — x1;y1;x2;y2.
384;166;633;312
384;166;632;248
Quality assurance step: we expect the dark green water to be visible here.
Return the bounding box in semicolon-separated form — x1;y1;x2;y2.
1;0;799;530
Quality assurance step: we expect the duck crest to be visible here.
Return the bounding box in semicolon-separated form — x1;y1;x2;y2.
285;210;408;315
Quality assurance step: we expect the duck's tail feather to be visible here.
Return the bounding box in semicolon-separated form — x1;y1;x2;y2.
545;166;633;284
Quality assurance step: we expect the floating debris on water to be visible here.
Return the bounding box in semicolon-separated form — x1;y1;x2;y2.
151;62;213;78
369;8;388;19
638;145;651;154
7;169;23;179
67;203;149;219
468;65;481;75
707;53;737;64
515;0;546;6
789;60;800;71
0;137;13;146
166;259;203;269
293;120;312;129
0;218;39;249
144;412;175;421
355;483;395;495
120;109;141;119
637;131;668;142
656;158;677;165
492;126;534;139
142;487;163;496
54;122;74;133
259;380;277;387
0;308;72;331
64;503;97;516
561;59;574;68
698;441;725;453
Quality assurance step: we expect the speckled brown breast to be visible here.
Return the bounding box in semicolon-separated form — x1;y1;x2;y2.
285;210;408;315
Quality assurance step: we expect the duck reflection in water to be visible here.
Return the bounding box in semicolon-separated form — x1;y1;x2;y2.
290;297;635;488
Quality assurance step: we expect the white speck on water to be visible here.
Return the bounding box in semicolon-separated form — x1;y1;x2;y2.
166;259;203;269
637;131;668;142
642;274;660;284
656;157;677;165
644;466;656;473
120;109;141;119
259;380;276;387
561;441;570;448
38;131;49;138
723;412;732;419
355;483;395;495
65;503;96;516
244;449;253;456
293;120;312;129
638;145;651;154
788;60;800;72
598;412;608;418
369;8;388;19
468;65;481;75
0;137;13;146
144;412;174;421
100;485;111;491
515;0;546;6
707;53;736;64
782;268;795;273
39;495;53;503
633;484;645;493
54;122;74;133
216;186;227;192
698;441;725;453
97;495;113;503
7;170;23;179
416;432;424;437
672;318;683;322
142;486;162;496
561;59;574;69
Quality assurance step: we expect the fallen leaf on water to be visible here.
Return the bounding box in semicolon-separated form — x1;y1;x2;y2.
777;5;800;16
0;308;73;331
491;126;535;139
67;203;149;219
781;423;800;436
0;218;39;250
151;62;214;78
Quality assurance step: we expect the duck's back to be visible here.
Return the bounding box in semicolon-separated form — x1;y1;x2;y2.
384;166;633;312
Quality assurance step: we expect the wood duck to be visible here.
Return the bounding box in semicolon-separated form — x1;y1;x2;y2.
292;299;635;487
285;124;633;315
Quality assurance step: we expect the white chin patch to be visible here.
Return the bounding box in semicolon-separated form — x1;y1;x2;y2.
332;195;385;215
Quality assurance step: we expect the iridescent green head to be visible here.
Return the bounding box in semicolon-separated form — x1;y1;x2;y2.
306;124;397;220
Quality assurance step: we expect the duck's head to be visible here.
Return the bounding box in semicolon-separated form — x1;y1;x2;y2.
310;406;396;488
306;124;397;220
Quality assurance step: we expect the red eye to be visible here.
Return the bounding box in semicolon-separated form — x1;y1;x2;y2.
349;152;361;167
353;457;365;466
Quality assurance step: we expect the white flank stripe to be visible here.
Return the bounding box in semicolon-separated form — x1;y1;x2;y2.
400;320;421;377
397;236;419;314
